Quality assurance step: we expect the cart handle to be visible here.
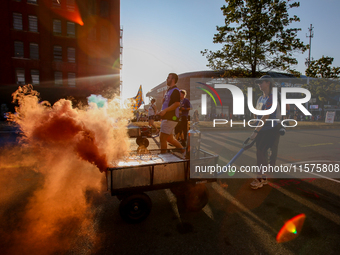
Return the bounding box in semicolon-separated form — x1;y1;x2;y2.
242;137;256;150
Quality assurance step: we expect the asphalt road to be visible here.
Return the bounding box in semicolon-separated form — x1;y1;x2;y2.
0;128;339;255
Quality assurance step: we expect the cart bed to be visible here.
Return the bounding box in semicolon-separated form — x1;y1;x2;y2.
106;149;218;196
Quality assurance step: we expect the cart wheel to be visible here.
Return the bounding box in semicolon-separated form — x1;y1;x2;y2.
119;193;152;223
116;194;128;201
170;184;188;197
141;138;149;147
136;137;143;146
184;184;209;212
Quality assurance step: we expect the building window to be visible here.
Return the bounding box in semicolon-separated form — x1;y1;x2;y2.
67;22;75;36
52;0;61;8
54;72;63;86
100;26;108;42
88;0;96;15
88;27;96;40
53;46;62;61
53;19;62;34
100;1;109;17
28;15;38;32
67;48;75;63
68;73;76;87
27;0;38;4
67;0;75;11
31;70;40;85
14;41;24;58
13;13;23;30
30;43;39;59
16;69;25;85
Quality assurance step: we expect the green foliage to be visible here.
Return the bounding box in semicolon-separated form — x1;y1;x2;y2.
302;78;340;116
304;56;340;115
305;56;340;78
202;0;307;77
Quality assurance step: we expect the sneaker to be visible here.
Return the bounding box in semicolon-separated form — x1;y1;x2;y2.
250;178;264;189
261;176;268;185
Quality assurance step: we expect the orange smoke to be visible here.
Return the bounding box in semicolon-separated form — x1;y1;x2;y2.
10;85;130;172
76;129;108;172
0;85;133;254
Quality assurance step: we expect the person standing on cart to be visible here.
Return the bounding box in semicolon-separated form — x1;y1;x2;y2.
249;75;281;189
158;73;184;153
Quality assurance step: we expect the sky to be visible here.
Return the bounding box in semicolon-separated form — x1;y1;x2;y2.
120;0;340;103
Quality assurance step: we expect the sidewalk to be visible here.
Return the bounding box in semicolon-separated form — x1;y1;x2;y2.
131;120;340;131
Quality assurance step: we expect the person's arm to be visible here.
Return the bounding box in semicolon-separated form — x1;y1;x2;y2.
159;89;180;116
182;99;191;111
250;114;270;139
159;102;180;116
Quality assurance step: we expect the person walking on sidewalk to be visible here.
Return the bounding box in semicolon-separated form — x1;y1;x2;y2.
175;90;191;146
249;75;281;189
148;98;159;135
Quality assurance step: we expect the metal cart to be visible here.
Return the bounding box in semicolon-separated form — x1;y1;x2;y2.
106;149;218;223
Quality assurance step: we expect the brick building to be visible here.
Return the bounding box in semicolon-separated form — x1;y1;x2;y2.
0;0;121;113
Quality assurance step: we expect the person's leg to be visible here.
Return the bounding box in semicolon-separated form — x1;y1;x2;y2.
148;117;152;128
160;120;183;153
149;117;158;134
251;127;281;189
167;134;183;149
160;132;170;153
269;126;280;166
256;132;269;168
250;132;269;189
153;123;159;134
175;121;181;140
182;116;188;142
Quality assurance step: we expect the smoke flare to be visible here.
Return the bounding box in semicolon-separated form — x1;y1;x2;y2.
1;85;133;254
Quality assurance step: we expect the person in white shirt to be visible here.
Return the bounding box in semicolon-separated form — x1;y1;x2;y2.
148;98;159;135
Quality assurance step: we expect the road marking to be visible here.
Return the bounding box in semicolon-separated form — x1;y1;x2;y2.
211;183;275;231
164;189;181;223
211;183;294;252
282;161;340;184
304;172;340;184
273;185;340;225
202;204;214;220
299;143;333;148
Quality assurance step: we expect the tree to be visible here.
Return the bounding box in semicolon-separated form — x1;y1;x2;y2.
201;0;307;77
303;56;340;117
305;56;340;78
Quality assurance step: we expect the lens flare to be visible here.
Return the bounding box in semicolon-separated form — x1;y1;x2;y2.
42;0;84;25
77;16;119;59
276;213;306;243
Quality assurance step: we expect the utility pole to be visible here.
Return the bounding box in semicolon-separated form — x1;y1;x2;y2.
305;24;314;114
305;24;314;68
